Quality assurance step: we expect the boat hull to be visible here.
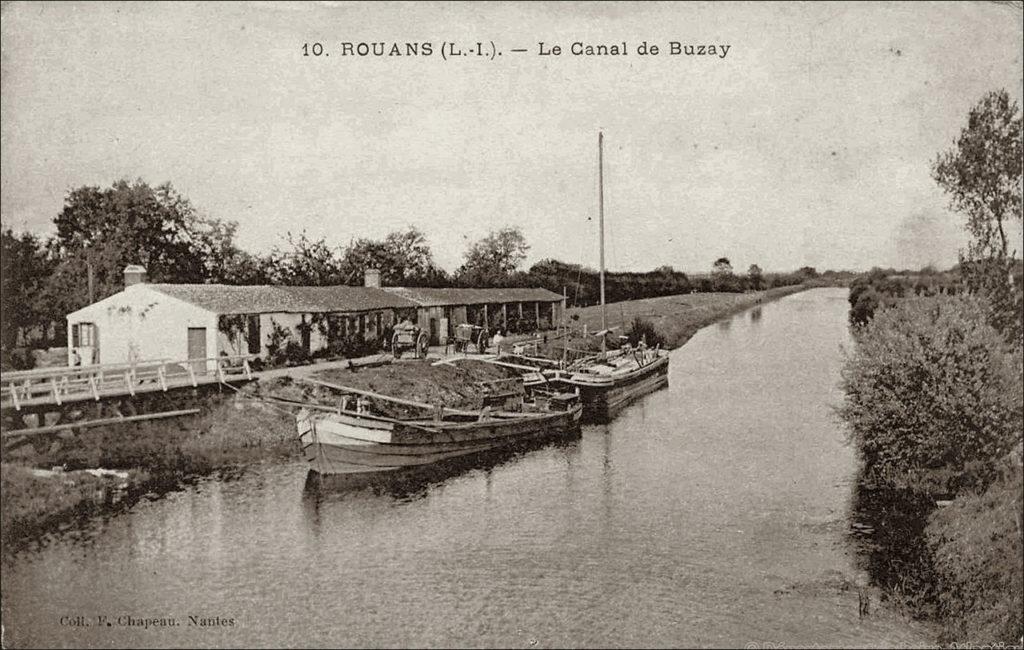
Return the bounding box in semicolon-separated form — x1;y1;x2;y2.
546;354;669;422
298;406;583;476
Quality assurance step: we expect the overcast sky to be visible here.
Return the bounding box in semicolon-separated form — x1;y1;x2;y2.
2;1;1022;274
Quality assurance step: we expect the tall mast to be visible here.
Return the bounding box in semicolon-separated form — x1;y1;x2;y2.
598;131;607;333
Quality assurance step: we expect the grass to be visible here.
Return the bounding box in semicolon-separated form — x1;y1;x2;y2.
564;285;809;350
0;463;152;550
1;394;297;549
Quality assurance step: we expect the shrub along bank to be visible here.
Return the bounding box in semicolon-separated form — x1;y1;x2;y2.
840;293;1023;644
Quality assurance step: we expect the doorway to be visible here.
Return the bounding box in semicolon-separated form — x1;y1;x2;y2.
187;327;207;374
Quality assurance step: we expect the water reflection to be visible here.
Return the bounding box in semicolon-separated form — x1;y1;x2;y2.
302;428;583;505
750;306;763;323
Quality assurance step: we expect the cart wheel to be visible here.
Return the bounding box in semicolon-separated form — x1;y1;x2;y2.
416;332;428;358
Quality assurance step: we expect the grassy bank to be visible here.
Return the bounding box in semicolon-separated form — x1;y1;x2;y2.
0;464;154;550
839;293;1023;644
565;285;810;350
1;393;296;549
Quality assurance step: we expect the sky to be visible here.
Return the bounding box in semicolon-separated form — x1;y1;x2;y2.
2;1;1022;275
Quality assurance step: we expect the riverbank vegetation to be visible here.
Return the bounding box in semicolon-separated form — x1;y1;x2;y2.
565;284;810;350
1;393;296;550
839;89;1022;645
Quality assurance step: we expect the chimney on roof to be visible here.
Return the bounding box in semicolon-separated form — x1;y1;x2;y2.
124;265;148;287
364;268;381;288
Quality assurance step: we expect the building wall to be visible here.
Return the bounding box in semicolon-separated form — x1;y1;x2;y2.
66;286;218;368
408;301;562;341
254;309;396;357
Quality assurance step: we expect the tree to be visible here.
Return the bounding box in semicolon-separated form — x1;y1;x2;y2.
747;264;764;290
457;227;530;286
339;227;444;286
266;231;345;286
933;89;1023;342
48;179;246;312
797;266;819;280
1;228;57;350
711;257;740;292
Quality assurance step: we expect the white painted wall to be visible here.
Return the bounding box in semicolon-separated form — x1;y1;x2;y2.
66;285;218;368
67;289;404;367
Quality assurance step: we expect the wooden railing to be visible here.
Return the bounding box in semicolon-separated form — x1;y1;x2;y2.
1;355;258;410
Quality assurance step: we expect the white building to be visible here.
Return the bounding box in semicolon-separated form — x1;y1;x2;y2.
65;266;567;367
66;267;418;367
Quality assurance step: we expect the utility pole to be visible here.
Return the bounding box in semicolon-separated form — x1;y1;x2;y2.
86;253;95;304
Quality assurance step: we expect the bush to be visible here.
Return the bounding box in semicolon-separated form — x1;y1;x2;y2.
326;332;381;359
624;317;665;348
849;287;883;326
839;295;1023;495
0;347;35;371
926;453;1023;644
264;321;310;367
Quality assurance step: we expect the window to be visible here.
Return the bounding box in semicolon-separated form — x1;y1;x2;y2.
73;323;95;347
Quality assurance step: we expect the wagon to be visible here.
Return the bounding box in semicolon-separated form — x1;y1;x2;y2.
391;324;428;359
453;324;489;354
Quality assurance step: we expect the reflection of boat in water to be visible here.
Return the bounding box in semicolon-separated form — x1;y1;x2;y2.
295;378;582;476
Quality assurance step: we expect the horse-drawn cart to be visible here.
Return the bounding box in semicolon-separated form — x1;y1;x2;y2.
391;322;429;359
452;324;490;354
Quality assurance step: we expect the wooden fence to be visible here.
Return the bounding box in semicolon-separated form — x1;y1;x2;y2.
1;355;257;411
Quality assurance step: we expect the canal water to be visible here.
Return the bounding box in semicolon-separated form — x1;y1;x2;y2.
1;288;931;648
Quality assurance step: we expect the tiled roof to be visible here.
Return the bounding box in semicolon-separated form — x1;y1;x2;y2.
383;287;564;307
145;284;419;315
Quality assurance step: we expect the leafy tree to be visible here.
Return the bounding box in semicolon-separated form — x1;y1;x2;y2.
933;89;1023;342
339;227;445;286
1;227;57;349
457;226;530;286
48;179;246;312
712;257;733;275
747;264;764;290
710;257;742;292
797;266;819;279
266;231;345;286
218;249;275;285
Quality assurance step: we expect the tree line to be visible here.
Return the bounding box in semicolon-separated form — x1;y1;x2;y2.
2;179;826;360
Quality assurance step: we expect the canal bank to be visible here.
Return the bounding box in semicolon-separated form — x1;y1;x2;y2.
565;284;811;350
0;288;933;647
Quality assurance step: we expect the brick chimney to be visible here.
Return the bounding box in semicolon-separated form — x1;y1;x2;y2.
364;269;381;288
124;264;148;287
